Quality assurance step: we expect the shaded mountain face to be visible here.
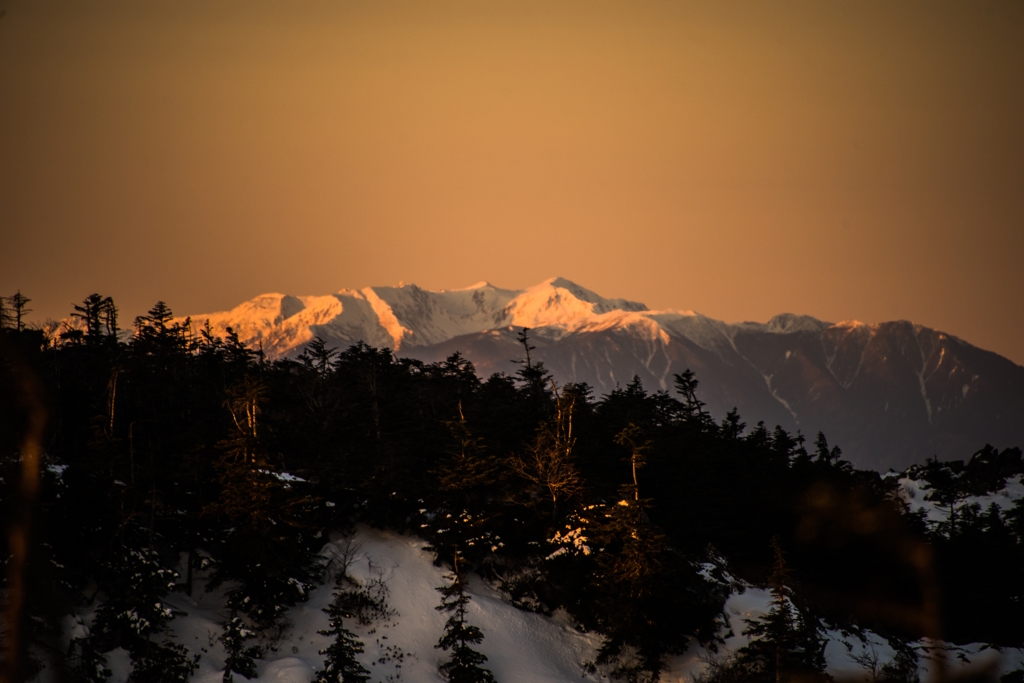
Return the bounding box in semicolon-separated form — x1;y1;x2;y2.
186;278;1024;471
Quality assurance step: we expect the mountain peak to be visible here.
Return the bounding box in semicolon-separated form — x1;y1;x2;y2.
539;277;645;309
498;278;648;335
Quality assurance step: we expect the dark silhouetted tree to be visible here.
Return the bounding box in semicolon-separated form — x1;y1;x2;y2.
315;579;371;683
435;550;496;683
730;538;829;683
510;381;582;520
72;294;117;342
10;290;31;331
221;611;261;683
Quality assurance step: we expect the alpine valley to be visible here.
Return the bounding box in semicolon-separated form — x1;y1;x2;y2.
186;277;1024;471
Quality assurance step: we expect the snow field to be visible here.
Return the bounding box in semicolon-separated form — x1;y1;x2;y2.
156;527;604;683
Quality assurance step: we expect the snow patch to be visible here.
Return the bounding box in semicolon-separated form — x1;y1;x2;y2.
148;527;605;683
897;474;1024;527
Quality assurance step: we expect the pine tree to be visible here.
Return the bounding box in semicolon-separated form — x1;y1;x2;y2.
221;610;261;682
10;290;31;332
546;420;725;682
813;432;842;466
428;401;506;564
85;540;198;682
920;457;969;537
512;327;553;411
586;487;714;682
297;336;339;377
127;642;199;683
435;551;496;683
133;301;192;360
673;369;713;430
437;401;500;500
91;545;177;648
72;294;116;341
732;538;829;683
315;590;371;683
205;375;322;634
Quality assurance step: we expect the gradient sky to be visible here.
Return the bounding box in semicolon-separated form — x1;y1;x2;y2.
1;0;1022;363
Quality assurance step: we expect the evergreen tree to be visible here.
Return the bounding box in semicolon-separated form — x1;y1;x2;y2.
920;457;969;537
10;290;31;332
435;551;496;683
90;544;186;672
205;374;321;631
429;400;506;564
124;642;199;683
221;610;261;683
437;401;500;500
585;490;721;681
297;336;339;377
133;301;193;365
315;586;371;683
730;538;830;683
549;421;725;683
512;327;553;413
134;301;175;337
813;432;843;467
72;294;117;342
673;369;713;430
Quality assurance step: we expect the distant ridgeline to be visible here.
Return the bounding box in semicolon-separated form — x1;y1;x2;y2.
2;294;1024;683
179;278;1024;472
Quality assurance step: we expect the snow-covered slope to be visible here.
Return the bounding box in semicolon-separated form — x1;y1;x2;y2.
156;527;605;683
82;527;1024;683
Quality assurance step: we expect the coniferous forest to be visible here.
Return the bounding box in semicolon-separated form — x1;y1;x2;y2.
2;294;1024;683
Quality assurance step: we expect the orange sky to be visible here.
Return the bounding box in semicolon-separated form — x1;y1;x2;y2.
1;0;1022;363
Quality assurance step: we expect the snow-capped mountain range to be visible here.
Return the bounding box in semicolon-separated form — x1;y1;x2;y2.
189;278;650;355
186;277;1024;470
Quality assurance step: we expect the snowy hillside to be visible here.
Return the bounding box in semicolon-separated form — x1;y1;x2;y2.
155;527;605;683
76;527;1023;683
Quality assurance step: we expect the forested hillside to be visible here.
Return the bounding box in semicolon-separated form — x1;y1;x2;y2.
2;294;1023;683
181;278;1024;471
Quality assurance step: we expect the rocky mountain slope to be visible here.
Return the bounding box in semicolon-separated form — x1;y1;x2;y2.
186;278;1024;470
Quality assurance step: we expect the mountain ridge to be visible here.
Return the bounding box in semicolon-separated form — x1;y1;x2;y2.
182;277;1024;470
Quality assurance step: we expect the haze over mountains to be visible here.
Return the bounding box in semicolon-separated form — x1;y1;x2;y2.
187;278;1024;470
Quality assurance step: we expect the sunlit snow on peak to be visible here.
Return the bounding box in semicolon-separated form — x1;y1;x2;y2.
178;278;915;365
